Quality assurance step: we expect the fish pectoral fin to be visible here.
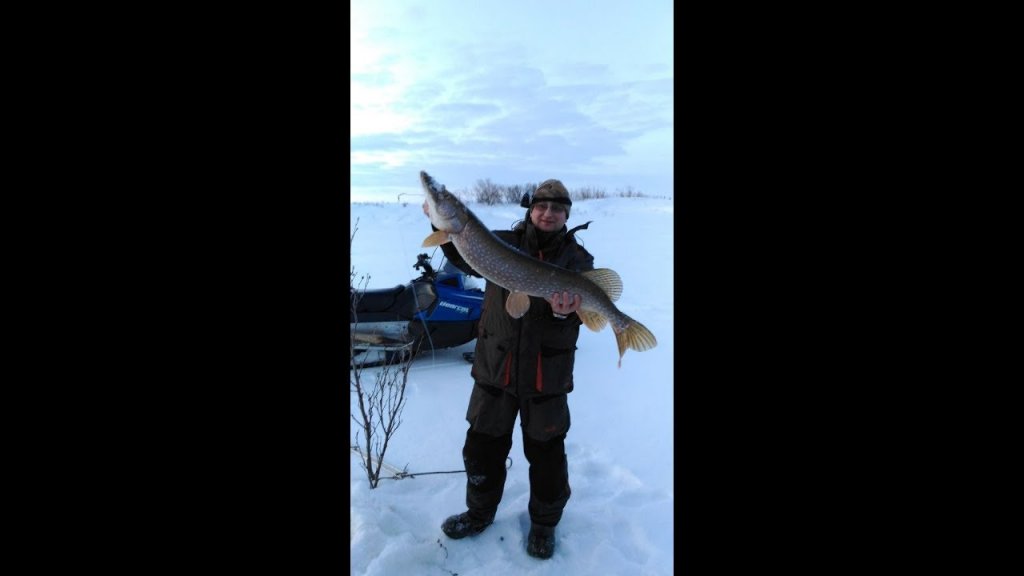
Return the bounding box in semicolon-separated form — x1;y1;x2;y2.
504;291;531;318
422;230;451;247
582;268;623;302
577;309;607;332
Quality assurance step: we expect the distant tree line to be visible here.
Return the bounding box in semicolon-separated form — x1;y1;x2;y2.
470;178;649;205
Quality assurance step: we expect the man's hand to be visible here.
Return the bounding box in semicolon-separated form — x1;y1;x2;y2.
548;291;582;316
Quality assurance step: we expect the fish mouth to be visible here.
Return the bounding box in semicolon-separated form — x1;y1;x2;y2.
420;171;447;205
420;170;461;227
420;171;441;207
420;171;441;195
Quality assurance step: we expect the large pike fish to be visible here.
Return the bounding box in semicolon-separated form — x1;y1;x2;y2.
420;170;656;367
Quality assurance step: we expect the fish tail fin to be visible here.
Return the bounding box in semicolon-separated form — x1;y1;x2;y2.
614;318;658;367
582;268;623;302
577;309;607;332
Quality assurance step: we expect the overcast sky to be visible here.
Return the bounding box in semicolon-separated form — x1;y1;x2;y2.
350;0;674;202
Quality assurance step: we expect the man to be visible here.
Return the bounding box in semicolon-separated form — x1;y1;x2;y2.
422;179;593;559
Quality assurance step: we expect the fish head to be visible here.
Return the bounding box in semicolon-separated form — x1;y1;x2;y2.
420;170;468;234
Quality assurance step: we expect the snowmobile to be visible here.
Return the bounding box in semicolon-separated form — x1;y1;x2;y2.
350;252;484;368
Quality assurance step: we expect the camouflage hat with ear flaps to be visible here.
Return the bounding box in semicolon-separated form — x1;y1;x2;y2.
531;179;572;218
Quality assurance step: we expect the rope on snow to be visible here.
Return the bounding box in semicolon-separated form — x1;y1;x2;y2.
350;445;512;481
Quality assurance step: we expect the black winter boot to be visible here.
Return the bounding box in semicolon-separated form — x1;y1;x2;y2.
526;523;556;559
441;511;493;539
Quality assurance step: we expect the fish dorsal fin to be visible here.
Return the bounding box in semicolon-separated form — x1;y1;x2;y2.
422;230;451;247
505;291;531;318
582;268;622;302
577;309;607;332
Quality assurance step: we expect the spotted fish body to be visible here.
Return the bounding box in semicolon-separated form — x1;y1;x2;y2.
420;170;656;367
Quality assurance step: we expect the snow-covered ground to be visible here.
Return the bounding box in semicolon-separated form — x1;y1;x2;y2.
350;193;674;575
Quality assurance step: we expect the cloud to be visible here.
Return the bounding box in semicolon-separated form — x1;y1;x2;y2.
350;0;674;198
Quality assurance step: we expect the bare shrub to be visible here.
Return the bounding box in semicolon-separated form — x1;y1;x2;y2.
505;184;525;204
350;219;413;489
350;349;413;489
616;186;647;198
573;186;607;201
473;178;504;205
